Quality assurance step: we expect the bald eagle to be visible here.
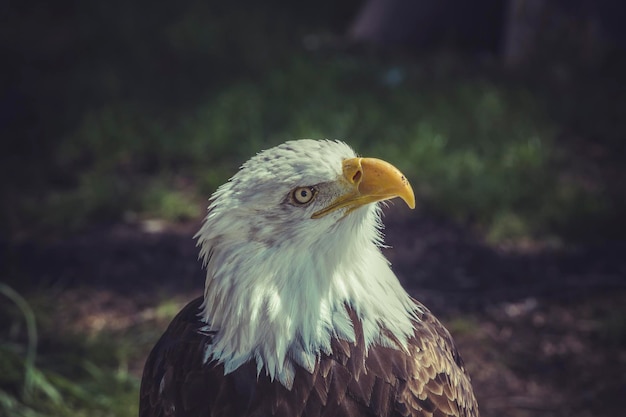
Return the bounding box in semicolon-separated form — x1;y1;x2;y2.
140;140;479;417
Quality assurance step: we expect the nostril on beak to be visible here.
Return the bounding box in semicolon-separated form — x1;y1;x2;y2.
352;169;362;184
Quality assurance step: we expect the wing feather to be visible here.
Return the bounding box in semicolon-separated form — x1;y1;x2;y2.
395;300;479;417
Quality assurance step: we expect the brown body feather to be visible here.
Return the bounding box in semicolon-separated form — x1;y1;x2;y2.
139;297;479;417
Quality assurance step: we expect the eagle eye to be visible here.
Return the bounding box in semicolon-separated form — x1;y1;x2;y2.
291;187;317;205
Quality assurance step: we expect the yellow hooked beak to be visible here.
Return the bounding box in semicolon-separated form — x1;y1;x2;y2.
311;157;415;219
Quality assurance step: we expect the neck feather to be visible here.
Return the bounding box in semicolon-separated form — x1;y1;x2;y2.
197;207;419;389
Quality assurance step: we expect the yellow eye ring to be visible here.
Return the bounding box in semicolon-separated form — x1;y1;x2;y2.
292;187;316;205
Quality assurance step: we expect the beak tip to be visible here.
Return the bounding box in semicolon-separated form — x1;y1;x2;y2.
402;189;416;210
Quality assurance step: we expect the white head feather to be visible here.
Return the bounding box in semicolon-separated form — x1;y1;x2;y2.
195;139;419;389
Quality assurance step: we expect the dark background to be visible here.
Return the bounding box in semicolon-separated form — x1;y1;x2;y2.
1;1;625;416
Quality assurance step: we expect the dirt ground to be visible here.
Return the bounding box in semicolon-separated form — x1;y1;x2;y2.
5;208;626;417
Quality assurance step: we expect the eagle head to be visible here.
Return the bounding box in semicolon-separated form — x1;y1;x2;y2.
194;139;418;388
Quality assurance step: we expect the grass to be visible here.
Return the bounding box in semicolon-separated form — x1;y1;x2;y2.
25;58;619;241
3;51;613;241
0;284;184;417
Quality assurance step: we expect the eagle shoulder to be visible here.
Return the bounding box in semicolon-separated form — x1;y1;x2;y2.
393;302;479;417
139;299;478;417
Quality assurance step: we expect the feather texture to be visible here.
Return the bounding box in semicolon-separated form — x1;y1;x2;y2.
139;140;479;417
193;140;419;387
140;297;478;417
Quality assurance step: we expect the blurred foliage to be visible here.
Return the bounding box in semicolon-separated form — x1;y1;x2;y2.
0;284;179;417
2;0;625;243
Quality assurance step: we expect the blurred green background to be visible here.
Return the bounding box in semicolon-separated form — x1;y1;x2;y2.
3;0;625;243
2;0;625;416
